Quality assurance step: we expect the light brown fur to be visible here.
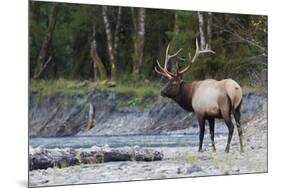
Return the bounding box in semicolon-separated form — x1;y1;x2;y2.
192;79;242;117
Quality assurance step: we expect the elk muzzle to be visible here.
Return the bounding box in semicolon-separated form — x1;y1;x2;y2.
160;90;165;97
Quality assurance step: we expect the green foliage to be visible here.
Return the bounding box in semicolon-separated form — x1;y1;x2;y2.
127;98;140;107
29;1;267;89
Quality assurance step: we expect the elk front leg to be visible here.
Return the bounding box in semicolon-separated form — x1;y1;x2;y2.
208;118;216;152
198;117;206;152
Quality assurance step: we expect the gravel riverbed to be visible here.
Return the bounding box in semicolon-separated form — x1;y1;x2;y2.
29;110;267;187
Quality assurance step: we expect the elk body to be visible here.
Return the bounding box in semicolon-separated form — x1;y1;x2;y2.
155;40;243;153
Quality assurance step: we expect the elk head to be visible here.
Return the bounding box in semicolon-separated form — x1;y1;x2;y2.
155;39;215;98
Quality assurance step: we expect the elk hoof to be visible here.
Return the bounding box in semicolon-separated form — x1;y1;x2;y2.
198;148;204;153
212;148;216;153
225;146;230;153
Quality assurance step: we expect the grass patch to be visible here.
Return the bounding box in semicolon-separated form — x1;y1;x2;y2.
30;79;162;98
30;79;260;99
30;79;163;110
186;154;199;163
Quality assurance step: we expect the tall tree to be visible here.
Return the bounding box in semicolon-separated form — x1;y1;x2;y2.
197;11;206;49
132;8;146;75
222;15;267;56
174;12;179;34
114;7;122;52
90;24;107;81
207;12;213;49
34;3;60;79
102;6;122;81
70;43;89;79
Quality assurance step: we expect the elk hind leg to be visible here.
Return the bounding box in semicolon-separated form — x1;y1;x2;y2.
220;97;234;153
224;117;234;153
208;118;216;152
233;102;244;152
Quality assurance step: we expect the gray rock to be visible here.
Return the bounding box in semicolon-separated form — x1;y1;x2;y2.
30;152;53;170
134;148;163;161
103;149;131;162
186;164;202;174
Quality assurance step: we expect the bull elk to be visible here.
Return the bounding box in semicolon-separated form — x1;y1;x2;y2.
155;39;243;153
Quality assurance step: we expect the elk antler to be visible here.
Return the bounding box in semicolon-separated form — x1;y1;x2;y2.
178;38;215;76
155;44;183;79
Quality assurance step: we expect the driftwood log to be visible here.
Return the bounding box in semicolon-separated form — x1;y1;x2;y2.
29;146;163;170
86;103;94;131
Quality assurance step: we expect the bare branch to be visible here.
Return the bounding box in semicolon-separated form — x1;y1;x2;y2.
34;56;53;79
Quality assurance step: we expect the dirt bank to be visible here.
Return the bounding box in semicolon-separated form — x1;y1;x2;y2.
29;91;266;137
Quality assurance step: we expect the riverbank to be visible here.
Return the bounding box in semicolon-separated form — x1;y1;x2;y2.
29;79;267;186
29;88;266;137
29;109;267;187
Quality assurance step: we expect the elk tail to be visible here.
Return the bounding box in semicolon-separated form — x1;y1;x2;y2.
226;93;233;115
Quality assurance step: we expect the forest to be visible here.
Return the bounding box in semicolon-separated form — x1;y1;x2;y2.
29;2;268;186
29;1;267;92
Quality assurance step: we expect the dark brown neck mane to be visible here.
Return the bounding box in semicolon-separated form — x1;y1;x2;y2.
172;81;196;112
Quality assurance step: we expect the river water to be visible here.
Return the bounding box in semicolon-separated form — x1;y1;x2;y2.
29;133;227;149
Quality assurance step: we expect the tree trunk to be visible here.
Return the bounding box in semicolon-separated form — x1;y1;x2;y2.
93;60;97;81
33;56;53;79
167;12;180;74
132;8;146;75
70;43;89;79
131;8;137;32
197;11;206;49
102;6;117;81
50;44;58;78
174;12;179;34
34;3;59;79
114;7;122;51
207;12;213;49
90;25;107;81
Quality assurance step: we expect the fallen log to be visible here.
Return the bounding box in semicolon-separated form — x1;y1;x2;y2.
29;146;163;170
